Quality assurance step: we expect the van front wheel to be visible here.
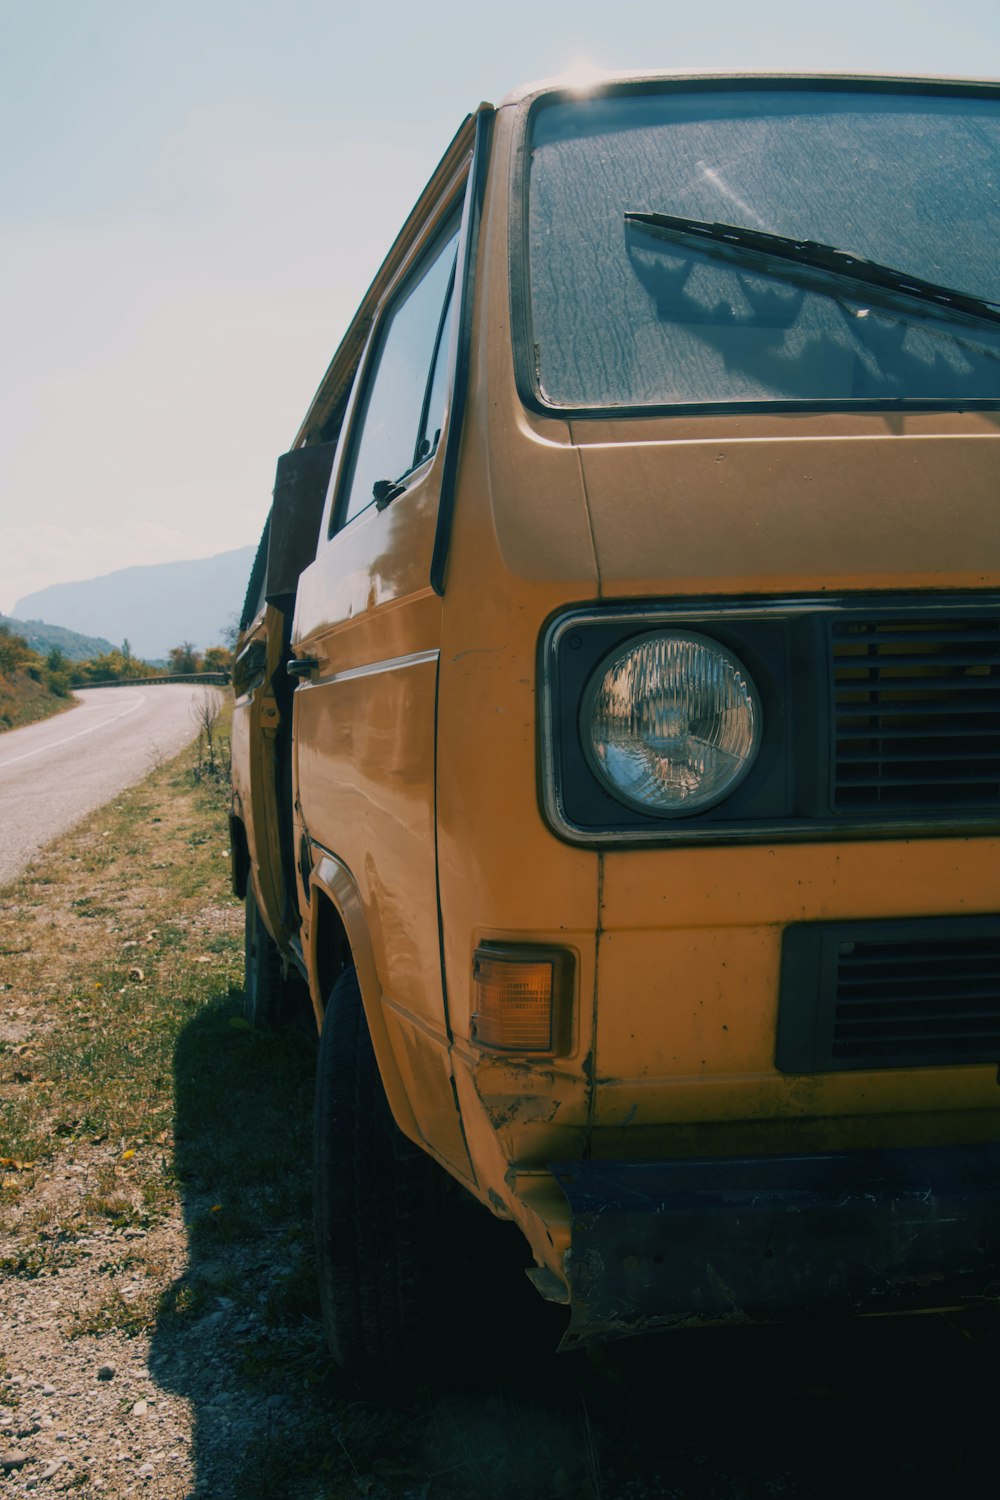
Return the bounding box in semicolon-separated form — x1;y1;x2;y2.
313;964;434;1392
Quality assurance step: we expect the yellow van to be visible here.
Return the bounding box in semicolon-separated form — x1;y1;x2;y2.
230;72;1000;1388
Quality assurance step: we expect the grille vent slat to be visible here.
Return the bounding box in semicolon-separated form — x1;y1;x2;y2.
839;780;1000;792
838;985;1000;1005
835;1011;1000;1033
836;701;999;718
837;748;998;764
838;651;999;667
839;947;1000;968
836;674;1000;691
830;614;1000;812
835;723;998;740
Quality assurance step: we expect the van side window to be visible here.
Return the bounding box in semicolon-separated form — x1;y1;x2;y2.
338;222;460;529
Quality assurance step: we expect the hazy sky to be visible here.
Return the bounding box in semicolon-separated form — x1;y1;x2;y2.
1;0;998;614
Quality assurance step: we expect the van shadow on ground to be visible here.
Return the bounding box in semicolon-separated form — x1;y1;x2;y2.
148;987;1000;1499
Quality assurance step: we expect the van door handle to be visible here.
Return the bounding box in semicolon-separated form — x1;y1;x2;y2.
286;657;319;679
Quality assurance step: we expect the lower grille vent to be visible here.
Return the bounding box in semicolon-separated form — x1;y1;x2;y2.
778;917;1000;1073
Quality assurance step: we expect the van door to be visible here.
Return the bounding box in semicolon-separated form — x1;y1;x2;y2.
292;198;471;1169
231;530;289;945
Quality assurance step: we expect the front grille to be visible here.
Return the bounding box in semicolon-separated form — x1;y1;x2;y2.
830;615;1000;813
778;917;1000;1073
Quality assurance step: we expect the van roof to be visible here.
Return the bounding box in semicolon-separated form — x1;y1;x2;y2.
496;69;1000;108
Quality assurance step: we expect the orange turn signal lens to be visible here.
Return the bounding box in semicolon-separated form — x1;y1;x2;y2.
471;945;574;1053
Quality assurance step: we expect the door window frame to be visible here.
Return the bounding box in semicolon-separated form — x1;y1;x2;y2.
324;187;469;541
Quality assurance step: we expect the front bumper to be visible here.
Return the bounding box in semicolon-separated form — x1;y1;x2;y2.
552;1143;1000;1348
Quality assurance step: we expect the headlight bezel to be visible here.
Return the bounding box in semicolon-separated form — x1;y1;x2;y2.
579;629;763;818
538;599;794;846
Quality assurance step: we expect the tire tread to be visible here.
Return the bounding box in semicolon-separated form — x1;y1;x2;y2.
314;965;433;1389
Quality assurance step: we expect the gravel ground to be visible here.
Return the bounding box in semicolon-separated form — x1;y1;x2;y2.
1;1210;194;1496
0;1102;331;1496
0;1186;326;1500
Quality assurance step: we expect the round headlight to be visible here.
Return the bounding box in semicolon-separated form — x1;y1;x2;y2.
583;632;761;816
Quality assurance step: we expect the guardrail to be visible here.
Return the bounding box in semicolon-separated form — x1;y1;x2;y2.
72;674;230;688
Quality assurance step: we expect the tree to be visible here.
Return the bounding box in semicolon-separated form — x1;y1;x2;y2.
169;642;202;675
0;623;33;676
220;613;241;652
44;646;72;697
72;647;150;684
202;645;233;675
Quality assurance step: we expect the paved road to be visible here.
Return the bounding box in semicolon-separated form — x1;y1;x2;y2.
0;685;222;888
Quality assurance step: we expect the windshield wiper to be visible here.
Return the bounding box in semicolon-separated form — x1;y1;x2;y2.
625;211;1000;333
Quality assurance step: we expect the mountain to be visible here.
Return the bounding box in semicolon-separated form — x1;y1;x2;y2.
0;615;117;662
11;546;257;662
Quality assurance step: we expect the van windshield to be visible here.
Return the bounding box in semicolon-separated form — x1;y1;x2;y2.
524;87;1000;410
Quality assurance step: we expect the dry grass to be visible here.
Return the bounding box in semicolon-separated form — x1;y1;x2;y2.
0;754;241;1181
0;705;322;1270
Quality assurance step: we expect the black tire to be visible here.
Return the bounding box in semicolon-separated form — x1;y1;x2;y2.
313;964;438;1393
243;888;308;1029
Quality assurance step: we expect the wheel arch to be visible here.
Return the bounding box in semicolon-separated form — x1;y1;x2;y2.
307;852;423;1147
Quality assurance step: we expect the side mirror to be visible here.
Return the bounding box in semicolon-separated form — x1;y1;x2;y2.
265;444;336;613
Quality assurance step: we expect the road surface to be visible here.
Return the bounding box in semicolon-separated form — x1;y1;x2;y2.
0;685;222;888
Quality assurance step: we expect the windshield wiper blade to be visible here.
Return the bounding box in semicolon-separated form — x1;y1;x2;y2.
625;211;1000;332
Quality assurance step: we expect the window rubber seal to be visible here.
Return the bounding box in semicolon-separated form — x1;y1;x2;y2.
431;105;496;596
